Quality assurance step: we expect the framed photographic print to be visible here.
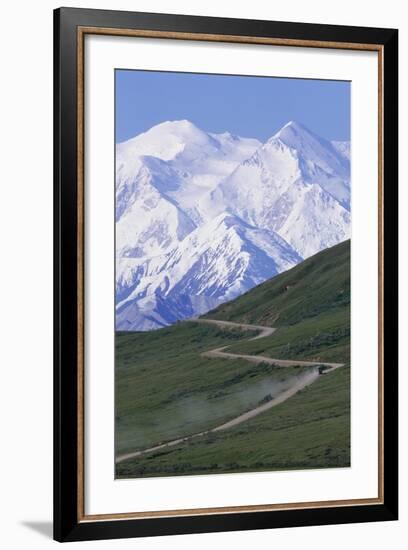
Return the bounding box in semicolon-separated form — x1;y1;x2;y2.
54;7;398;542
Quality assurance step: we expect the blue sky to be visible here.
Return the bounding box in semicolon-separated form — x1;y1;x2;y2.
115;69;350;144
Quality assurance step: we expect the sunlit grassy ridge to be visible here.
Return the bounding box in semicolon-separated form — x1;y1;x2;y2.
205;239;350;328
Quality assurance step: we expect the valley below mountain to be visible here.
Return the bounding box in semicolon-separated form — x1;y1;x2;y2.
115;241;350;478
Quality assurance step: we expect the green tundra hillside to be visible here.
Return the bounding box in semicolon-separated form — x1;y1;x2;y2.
116;240;350;479
202;239;350;367
205;239;350;329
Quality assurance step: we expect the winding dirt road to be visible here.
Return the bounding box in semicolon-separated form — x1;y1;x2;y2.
198;319;342;370
197;318;276;340
116;319;343;464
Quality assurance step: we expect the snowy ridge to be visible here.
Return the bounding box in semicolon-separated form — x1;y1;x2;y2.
116;120;350;330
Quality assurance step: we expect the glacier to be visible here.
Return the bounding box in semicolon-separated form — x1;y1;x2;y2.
116;119;350;331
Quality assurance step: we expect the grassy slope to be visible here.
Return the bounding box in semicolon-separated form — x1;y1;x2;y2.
116;323;308;455
116;240;350;478
205;239;350;328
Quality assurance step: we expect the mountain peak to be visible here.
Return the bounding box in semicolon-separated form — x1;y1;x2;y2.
118;119;211;163
273;120;313;142
147;119;221;151
145;119;205;138
158;119;198;130
282;120;304;130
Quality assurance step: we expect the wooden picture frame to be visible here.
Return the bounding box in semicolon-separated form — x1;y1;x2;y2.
54;7;398;542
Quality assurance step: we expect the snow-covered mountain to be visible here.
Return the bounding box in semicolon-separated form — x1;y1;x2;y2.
210;121;350;258
116;120;261;227
116;120;350;331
